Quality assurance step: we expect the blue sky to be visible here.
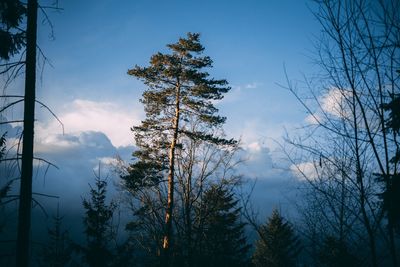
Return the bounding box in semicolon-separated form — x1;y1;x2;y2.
34;0;321;145
2;0;324;230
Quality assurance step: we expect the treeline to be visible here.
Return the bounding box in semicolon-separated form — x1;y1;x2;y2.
30;171;302;267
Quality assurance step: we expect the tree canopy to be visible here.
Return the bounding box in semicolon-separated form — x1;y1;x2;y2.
124;32;236;264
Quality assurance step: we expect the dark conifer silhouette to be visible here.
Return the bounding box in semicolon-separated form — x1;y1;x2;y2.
252;209;301;267
0;0;26;61
78;172;116;267
379;84;400;230
318;236;359;267
193;185;250;267
37;206;72;267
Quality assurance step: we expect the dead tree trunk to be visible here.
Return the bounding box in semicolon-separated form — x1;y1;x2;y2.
16;0;38;266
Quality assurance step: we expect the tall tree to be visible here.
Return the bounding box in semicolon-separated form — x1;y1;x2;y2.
16;0;37;266
193;184;250;267
1;2;59;266
125;32;234;265
252;209;301;267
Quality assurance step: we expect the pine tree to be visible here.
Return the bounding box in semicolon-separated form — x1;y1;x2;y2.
252;209;301;267
377;73;400;264
380;86;400;230
124;32;235;264
194;185;250;267
79;173;116;267
0;0;26;61
37;206;72;267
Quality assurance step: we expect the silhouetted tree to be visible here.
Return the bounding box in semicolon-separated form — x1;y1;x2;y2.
252;209;301;267
1;1;58;266
0;0;26;62
125;32;234;265
193;184;250;267
0;133;10;234
37;206;72;267
376;78;400;260
79;172;116;267
16;1;37;266
318;235;359;267
379;82;400;228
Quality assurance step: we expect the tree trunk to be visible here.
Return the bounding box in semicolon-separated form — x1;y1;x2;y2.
185;168;192;267
352;94;378;267
16;0;38;266
388;213;398;267
162;82;181;266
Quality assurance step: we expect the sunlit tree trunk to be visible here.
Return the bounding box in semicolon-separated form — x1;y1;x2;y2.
162;82;180;266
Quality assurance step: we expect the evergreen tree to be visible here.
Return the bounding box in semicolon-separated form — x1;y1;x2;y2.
37;206;72;267
0;133;10;234
0;133;5;159
0;0;26;61
379;86;400;231
318;236;359;267
194;185;250;267
124;32;235;263
0;133;8;202
79;173;116;267
252;209;301;267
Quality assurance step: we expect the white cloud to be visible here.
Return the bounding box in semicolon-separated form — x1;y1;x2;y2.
36;99;142;147
32;130;119;201
244;82;261;89
220;82;262;103
247;141;262;152
304;113;321;125
290;161;319;181
304;87;352;125
321;87;350;117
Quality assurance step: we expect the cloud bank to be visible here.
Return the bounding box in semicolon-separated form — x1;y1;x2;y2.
36;99;142;148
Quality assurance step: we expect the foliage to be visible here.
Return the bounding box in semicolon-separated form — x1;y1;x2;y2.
79;174;117;267
124;32;235;193
318;236;359;267
193;184;250;267
0;133;10;234
124;32;236;264
0;133;8;202
252;209;301;267
0;133;5;160
377;88;400;231
37;208;72;267
383;92;400;135
0;0;26;60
